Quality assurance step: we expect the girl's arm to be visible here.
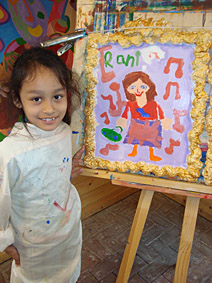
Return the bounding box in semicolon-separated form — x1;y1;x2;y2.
0;181;20;265
116;102;129;129
157;103;165;120
0;185;14;252
71;145;85;180
161;118;172;130
116;117;127;129
157;103;172;130
0;160;20;263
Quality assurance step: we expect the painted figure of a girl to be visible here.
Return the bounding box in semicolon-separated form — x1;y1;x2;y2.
117;71;172;161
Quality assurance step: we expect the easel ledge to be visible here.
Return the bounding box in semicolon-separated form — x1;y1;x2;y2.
81;167;212;197
81;168;212;283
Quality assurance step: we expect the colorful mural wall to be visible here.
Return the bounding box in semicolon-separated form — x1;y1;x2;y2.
76;0;212;31
0;0;77;140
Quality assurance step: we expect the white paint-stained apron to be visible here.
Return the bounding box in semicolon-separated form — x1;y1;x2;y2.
0;122;82;283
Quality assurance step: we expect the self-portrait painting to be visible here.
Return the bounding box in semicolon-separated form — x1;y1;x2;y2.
84;26;212;182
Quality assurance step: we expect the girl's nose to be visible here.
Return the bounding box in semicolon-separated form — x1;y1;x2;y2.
42;100;54;114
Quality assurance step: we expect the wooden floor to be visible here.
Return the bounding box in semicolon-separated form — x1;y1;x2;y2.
78;191;212;282
73;175;137;220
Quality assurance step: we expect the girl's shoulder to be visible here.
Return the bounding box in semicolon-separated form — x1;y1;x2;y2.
0;122;71;162
0;123;32;154
0;135;16;165
0;125;24;161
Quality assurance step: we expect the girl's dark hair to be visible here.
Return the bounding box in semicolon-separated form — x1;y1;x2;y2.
8;46;81;125
122;71;157;101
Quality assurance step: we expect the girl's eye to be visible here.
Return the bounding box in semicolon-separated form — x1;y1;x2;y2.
33;97;41;102
54;95;62;100
129;85;136;90
141;85;148;89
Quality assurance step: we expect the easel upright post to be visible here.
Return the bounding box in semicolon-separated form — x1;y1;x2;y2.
174;196;200;283
116;190;154;283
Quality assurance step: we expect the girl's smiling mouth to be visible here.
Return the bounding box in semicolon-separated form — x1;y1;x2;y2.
40;117;58;123
135;91;144;97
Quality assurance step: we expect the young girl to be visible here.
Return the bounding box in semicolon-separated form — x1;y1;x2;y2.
0;47;84;283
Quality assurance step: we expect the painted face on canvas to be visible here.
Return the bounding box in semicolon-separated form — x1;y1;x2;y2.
127;78;149;106
127;78;150;97
18;66;67;131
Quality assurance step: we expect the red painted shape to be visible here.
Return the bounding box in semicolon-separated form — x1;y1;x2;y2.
165;138;181;155
23;0;33;22
8;0;19;5
101;94;116;110
173;109;187;133
99;46;115;83
163;81;180;100
100;144;119;156
153;52;160;59
0;3;10;23
164;57;184;78
100;112;110;124
108;82;126;117
109;82;120;91
53;201;66;212
55;22;67;33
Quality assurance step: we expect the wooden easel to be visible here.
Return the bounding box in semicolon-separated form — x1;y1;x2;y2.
82;168;212;283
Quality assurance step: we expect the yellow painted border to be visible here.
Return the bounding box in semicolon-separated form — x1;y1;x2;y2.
84;18;212;183
203;59;212;185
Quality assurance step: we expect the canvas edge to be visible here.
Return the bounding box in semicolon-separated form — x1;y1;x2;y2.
203;57;212;185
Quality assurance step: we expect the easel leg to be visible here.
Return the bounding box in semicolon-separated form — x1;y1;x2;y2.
174;196;200;283
116;190;154;283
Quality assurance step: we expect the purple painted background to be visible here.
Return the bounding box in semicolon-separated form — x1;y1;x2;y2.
94;42;194;168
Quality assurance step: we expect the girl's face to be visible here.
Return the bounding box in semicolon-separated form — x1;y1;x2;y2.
127;78;149;99
17;66;67;131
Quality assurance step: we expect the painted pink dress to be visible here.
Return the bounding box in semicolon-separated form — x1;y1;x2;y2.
0;122;82;283
122;100;164;147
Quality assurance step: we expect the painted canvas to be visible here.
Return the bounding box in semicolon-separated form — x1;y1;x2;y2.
84;23;212;182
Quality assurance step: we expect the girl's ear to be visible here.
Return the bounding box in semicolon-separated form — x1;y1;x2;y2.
13;98;22;109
